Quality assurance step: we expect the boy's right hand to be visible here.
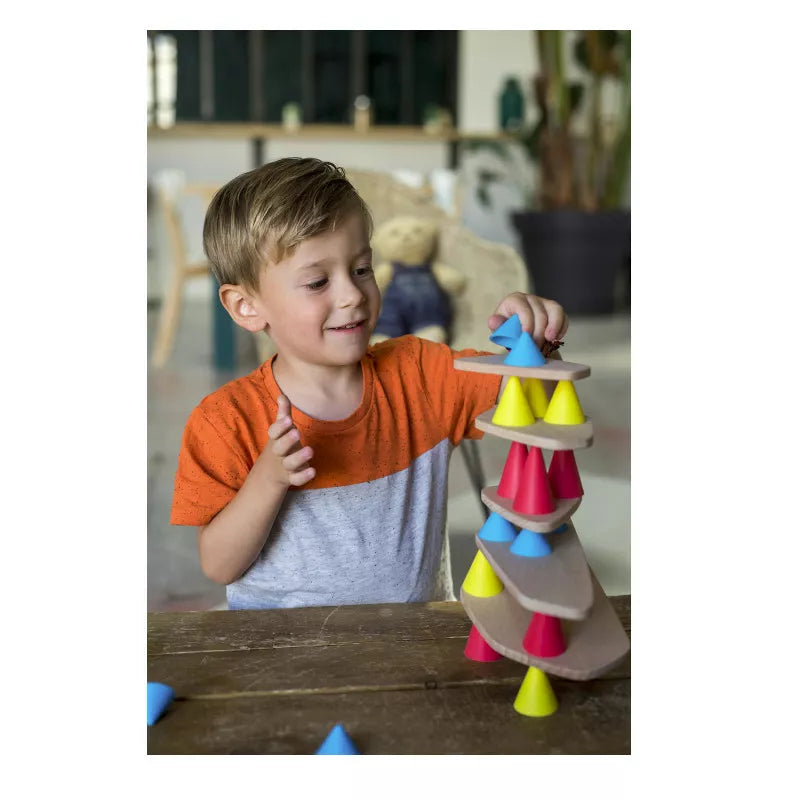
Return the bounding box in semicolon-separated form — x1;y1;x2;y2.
262;395;316;487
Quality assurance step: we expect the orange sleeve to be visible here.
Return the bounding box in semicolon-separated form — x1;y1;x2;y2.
415;338;502;446
170;405;253;527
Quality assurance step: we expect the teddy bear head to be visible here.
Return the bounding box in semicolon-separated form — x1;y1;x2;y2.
372;216;439;266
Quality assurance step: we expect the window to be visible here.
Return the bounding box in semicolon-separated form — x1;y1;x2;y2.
147;30;459;127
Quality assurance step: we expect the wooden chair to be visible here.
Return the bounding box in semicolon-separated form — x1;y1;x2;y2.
150;170;219;368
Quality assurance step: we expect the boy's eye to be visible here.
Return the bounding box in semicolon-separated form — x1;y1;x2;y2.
353;265;373;278
306;278;328;291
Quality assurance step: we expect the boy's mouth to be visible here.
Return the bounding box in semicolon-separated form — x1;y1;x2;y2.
328;319;366;332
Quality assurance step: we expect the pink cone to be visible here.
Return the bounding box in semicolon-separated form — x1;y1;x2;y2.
513;446;555;515
497;441;529;499
547;449;584;499
464;624;503;662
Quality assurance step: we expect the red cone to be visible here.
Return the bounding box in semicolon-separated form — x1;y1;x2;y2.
547;449;584;499
522;613;566;658
464;624;503;662
497;441;529;499
512;446;555;515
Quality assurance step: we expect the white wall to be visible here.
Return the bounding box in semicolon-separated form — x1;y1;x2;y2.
458;30;538;132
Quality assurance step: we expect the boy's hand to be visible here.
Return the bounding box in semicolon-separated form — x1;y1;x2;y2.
262;395;316;487
488;292;569;349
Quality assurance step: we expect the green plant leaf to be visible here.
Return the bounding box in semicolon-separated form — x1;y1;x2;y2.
574;36;589;71
600;30;621;51
568;83;585;113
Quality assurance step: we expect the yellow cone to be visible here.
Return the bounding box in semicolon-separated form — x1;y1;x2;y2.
522;378;549;418
543;380;586;425
492;376;536;427
462;551;504;597
513;667;558;717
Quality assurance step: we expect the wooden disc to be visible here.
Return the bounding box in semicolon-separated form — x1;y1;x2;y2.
460;572;630;681
476;521;593;620
481;486;581;532
474;409;594;450
454;353;590;381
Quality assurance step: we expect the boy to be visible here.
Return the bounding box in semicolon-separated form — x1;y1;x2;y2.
170;158;568;610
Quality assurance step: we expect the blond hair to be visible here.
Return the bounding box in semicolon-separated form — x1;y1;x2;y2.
203;158;373;291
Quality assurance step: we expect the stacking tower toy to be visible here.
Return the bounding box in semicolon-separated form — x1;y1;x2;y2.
454;317;630;717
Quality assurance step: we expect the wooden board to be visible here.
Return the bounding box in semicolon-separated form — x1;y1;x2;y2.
475;521;594;619
481;486;581;532
475;408;594;450
147;598;631;755
147;679;630;755
460;574;630;681
147;598;629;654
454;353;590;381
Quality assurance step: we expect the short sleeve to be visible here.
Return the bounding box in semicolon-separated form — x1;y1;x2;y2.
170;405;253;527
416;338;502;446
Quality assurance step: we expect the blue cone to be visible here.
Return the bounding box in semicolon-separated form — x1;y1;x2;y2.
489;314;522;349
509;529;552;558
315;723;360;755
503;332;546;367
147;682;174;726
478;512;517;542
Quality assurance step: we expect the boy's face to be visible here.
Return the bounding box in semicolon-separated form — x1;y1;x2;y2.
250;212;381;368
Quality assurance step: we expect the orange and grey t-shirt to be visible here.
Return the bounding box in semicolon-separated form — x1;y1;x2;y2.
171;334;501;609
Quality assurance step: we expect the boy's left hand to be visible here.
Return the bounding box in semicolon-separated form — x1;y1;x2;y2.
488;292;569;348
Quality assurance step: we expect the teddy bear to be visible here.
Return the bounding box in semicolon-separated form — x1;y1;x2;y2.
369;216;467;345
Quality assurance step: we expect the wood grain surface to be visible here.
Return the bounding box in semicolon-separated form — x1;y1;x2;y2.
461;577;630;681
147;598;630;755
454;354;591;381
474;521;594;619
474;409;594;450
481;486;582;532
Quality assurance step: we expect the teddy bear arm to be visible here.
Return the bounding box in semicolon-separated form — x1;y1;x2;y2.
432;262;467;295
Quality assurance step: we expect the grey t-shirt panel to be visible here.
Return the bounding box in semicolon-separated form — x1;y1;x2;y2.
226;437;453;609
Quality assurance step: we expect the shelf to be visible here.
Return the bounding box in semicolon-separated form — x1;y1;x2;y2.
475;521;593;620
147;123;518;143
460;572;630;681
454;354;590;381
481;486;581;532
474;409;593;451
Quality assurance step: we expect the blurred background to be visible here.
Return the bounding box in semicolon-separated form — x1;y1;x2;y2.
147;30;631;612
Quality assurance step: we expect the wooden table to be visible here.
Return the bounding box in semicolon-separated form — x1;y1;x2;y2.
147;597;630;754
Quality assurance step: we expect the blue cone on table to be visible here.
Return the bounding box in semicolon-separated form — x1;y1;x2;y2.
147;682;175;726
315;723;360;755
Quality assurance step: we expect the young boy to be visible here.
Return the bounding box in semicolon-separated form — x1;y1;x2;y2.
170;157;568;610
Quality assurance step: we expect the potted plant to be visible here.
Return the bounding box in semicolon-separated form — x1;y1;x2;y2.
467;30;631;315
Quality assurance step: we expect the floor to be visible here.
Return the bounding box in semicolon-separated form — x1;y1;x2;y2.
148;298;630;612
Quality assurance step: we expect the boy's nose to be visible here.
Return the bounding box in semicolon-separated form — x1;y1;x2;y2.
336;275;366;308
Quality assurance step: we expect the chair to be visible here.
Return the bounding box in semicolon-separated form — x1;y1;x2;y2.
150;170;219;368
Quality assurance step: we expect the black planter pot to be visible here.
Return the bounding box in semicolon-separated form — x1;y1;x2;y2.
511;210;631;315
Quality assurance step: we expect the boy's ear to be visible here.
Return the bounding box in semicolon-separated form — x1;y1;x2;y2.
218;284;268;333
